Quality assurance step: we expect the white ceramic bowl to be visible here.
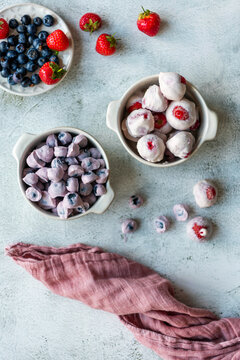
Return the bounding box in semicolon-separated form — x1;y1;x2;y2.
0;3;74;96
106;74;218;167
12;127;114;220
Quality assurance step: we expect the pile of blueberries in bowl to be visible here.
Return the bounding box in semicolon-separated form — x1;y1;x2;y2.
0;14;58;87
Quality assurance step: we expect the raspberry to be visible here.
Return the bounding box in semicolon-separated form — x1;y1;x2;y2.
154;113;167;129
192;223;207;239
206;186;216;200
172;106;189;120
147;141;154;150
180;76;186;84
128;101;142;113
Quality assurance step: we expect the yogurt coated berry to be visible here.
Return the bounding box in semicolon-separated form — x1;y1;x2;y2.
66;177;79;192
159;72;186;101
26;150;45;169
63;192;83;209
126;91;143;113
93;184;106;196
73;134;88;147
36;145;54;163
57;201;73;219
126;108;154;138
193;180;218;208
46;134;58;148
166;131;195;159
142;85;168;113
187;216;213;241
79;183;93;196
54;146;68;157
23;172;38;186
121;218;138;234
173;204;189;221
153;112;172;135
129;195;144;209
25;186;42;202
154;216;169;233
67;143;80;157
166;98;197;130
47;167;64;182
58;132;72;145
48;181;68;198
137;134;165;162
38;191;56;210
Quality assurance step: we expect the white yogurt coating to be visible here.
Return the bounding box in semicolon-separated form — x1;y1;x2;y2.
126;91;143;111
166;131;195;159
137;134;165;162
159;72;186;101
166;98;197;130
142;85;168;113
126;108;154;137
186;216;213;242
121;118;140;142
193;180;218;208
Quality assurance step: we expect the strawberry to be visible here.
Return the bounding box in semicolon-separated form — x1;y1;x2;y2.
128;101;142;113
154;113;167;129
137;7;160;37
0;18;9;39
206;186;216;200
192;223;207;240
39;62;66;85
172;106;189;120
79;13;102;33
47;30;69;51
96;33;118;56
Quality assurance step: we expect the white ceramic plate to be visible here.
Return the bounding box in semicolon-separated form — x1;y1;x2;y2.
0;3;74;96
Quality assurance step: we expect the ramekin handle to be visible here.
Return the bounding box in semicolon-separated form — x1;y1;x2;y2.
205;109;218;141
106;100;121;133
90;184;114;215
12;133;36;162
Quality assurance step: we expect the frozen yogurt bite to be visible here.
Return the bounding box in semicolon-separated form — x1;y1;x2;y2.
193;180;218;208
126;108;154;138
159;72;186;101
154;216;170;233
142;85;168;112
126;91;143;113
166;98;197;130
137;134;165;162
166;131;195;159
187;216;213;242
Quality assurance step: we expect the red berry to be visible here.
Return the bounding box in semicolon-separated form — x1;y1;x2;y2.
206;186;216;200
180;76;186;84
147;141;154;150
192;223;207;240
47;30;69;51
190;118;200;131
128;101;142;113
154;113;167;129
172;106;189;120
96;33;118;56
39;62;66;85
137;7;160;37
79;13;102;33
0;18;9;39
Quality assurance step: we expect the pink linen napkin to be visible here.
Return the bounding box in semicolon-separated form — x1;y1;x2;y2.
6;242;240;359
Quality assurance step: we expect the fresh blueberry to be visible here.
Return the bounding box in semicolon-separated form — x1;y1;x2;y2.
49;54;59;64
15;43;25;53
43;15;54;27
31;73;41;85
0;41;9;53
27;24;37;35
33;38;44;51
0;64;2;72
38;31;49;41
7;35;18;46
16;67;27;76
21;76;32;87
18;33;27;44
27;48;39;61
37;56;48;67
17;24;27;33
41;46;52;58
9;18;18;29
13;71;23;83
10;60;18;71
1;68;11;78
28;34;38;45
17;53;28;65
0;57;10;68
26;61;37;72
21;15;31;25
8;74;16;85
33;17;42;26
6;50;18;60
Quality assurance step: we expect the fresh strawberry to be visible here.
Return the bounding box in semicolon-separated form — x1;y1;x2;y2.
79;13;102;33
192;223;207;240
154;113;167;129
206;186;216;200
137;7;160;37
128;101;142;113
0;18;9;39
47;30;69;51
39;62;66;85
96;33;118;56
172;106;189;120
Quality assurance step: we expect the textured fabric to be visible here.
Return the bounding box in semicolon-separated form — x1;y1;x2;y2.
6;242;240;360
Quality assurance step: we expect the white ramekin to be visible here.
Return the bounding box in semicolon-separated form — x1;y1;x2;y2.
12;127;114;220
106;74;218;167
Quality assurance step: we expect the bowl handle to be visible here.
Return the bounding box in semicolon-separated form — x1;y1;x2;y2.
205;109;218;141
12;133;36;162
90;184;114;215
106;100;121;133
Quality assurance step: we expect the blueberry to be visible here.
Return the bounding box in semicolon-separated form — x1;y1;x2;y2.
41;46;52;58
21;15;31;25
26;61;37;72
21;76;31;87
8;74;16;85
33;38;44;51
27;48;39;61
43;15;54;27
0;57;10;68
27;24;37;35
31;73;41;85
7;35;18;46
0;64;2;72
37;56;48;67
15;43;25;53
49;54;59;64
16;66;27;76
17;24;27;33
9;18;18;29
38;31;49;41
0;41;9;53
28;34;38;45
10;60;18;71
33;17;42;26
6;50;18;60
18;33;27;44
17;53;28;65
13;71;23;83
1;68;11;78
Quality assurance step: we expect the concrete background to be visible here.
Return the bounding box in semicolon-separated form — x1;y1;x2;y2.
0;0;239;359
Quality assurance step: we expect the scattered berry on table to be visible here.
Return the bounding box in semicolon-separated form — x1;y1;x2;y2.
21;76;31;87
43;15;54;27
27;24;37;35
47;29;69;51
137;7;161;37
17;53;28;65
38;30;49;41
27;48;39;61
39;61;66;85
33;17;42;27
21;15;31;25
7;74;16;85
31;73;41;85
9;18;18;29
0;18;9;39
17;24;27;33
16;43;25;53
26;61;38;72
96;33;118;56
79;13;102;33
7;35;18;46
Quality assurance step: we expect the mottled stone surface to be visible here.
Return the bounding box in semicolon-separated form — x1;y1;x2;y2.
0;0;239;359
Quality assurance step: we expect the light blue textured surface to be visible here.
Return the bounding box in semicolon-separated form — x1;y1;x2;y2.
0;0;240;359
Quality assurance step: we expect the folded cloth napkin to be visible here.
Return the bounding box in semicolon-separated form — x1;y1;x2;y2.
6;242;240;360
